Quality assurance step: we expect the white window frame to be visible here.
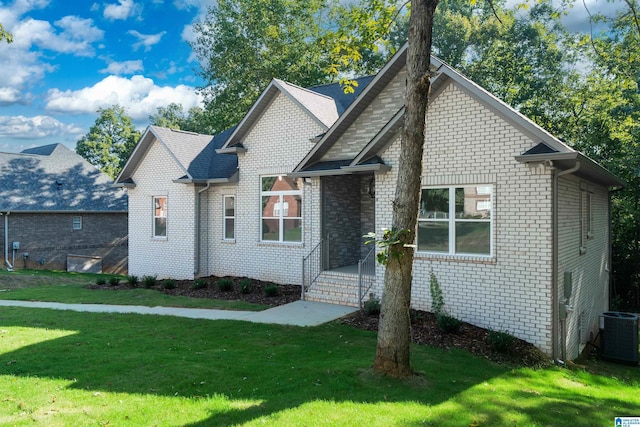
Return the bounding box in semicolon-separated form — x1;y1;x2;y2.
72;216;82;230
417;185;494;257
223;195;235;241
153;196;168;239
260;176;302;243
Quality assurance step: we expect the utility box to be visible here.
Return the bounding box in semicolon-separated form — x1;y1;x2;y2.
599;312;639;365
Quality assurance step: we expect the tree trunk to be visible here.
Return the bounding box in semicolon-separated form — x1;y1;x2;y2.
373;0;439;378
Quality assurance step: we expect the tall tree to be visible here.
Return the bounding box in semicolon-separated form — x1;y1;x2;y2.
76;105;141;179
149;103;212;134
373;0;440;378
191;0;337;133
0;23;12;44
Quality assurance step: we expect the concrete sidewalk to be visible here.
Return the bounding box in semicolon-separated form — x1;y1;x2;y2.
0;299;359;327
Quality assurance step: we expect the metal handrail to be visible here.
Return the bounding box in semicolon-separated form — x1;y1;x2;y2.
301;235;327;300
358;246;376;307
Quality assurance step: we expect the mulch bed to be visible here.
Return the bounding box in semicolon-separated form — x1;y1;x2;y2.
88;275;551;367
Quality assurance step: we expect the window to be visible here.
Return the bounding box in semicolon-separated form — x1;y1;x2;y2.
72;216;82;230
223;195;235;240
153;196;167;238
417;185;492;256
261;176;302;242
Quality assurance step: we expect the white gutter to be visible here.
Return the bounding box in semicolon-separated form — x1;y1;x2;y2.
552;161;581;364
3;212;13;271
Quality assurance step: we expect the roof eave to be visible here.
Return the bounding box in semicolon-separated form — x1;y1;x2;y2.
342;164;391;173
216;146;247;155
172;171;239;185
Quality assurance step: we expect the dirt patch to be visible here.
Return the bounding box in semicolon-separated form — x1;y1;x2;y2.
87;275;300;307
341;310;552;368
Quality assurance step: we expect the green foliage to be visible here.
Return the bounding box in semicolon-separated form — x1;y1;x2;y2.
239;278;252;294
127;275;138;286
108;276;120;287
264;283;279;297
162;279;177;289
149;103;212;134
364;228;412;266
95;277;106;286
429;269;445;316
436;314;462;334
75;105;141;179
487;329;516;354
363;294;381;316
217;278;234;292
192;279;208;290
141;275;156;288
0;22;13;44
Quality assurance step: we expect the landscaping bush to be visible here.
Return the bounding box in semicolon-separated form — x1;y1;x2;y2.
95;277;107;286
162;279;177;289
127;275;138;286
141;275;156;288
217;278;234;292
239;278;252;294
264;283;279;297
437;313;462;333
192;279;208;290
363;295;381;316
108;276;120;287
487;329;516;354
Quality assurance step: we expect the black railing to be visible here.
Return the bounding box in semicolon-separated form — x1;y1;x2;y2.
301;235;328;300
358;246;376;308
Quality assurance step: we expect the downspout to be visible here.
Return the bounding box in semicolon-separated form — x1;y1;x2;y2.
607;186;624;310
553;160;581;364
3;212;13;271
194;183;211;277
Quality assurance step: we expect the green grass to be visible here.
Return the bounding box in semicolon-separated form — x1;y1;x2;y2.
0;307;639;426
0;269;267;311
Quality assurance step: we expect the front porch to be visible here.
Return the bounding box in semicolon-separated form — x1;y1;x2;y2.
302;174;377;307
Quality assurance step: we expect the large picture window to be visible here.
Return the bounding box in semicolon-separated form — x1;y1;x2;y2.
224;195;235;240
261;176;302;242
418;185;492;256
153;196;167;238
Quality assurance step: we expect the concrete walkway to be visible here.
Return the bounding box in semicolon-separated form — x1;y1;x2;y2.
0;299;359;327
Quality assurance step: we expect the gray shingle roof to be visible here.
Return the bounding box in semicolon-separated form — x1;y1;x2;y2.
0;144;127;212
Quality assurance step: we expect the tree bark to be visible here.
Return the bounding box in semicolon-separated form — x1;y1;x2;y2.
373;0;439;378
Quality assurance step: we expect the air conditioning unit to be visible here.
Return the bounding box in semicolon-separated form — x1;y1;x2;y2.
599;312;639;365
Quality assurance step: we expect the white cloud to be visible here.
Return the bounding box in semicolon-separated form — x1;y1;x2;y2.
128;29;166;51
0;88;23;104
0;115;84;139
100;59;144;74
44;75;203;121
103;0;139;20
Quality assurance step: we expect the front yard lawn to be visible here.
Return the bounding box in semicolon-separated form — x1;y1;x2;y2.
1;307;639;426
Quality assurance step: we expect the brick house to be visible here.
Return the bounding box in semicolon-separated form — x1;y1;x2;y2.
115;45;622;361
0;144;128;273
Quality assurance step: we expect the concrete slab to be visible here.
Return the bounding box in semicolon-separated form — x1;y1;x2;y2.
0;299;358;326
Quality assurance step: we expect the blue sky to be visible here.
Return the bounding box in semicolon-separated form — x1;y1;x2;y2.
0;0;623;154
0;0;214;152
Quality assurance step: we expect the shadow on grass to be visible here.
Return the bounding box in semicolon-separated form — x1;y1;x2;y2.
0;307;638;426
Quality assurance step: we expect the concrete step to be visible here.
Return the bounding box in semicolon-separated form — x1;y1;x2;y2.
304;291;360;308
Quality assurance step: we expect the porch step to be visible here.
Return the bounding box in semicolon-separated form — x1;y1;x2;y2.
303;271;374;308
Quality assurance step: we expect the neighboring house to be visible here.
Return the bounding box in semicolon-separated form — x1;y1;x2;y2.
0;144;128;273
115;45;623;361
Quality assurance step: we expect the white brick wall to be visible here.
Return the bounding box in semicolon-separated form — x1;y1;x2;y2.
374;81;555;354
199;92;325;285
128;139;197;280
557;175;609;360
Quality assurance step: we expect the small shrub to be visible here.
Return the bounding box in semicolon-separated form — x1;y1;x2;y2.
141;275;156;288
108;276;120;287
363;294;381;316
264;283;279;297
127;275;138;286
437;313;462;333
429;268;445;316
239;278;252;294
487;329;516;354
162;279;177;289
192;279;208;290
217;278;234;292
95;277;107;286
